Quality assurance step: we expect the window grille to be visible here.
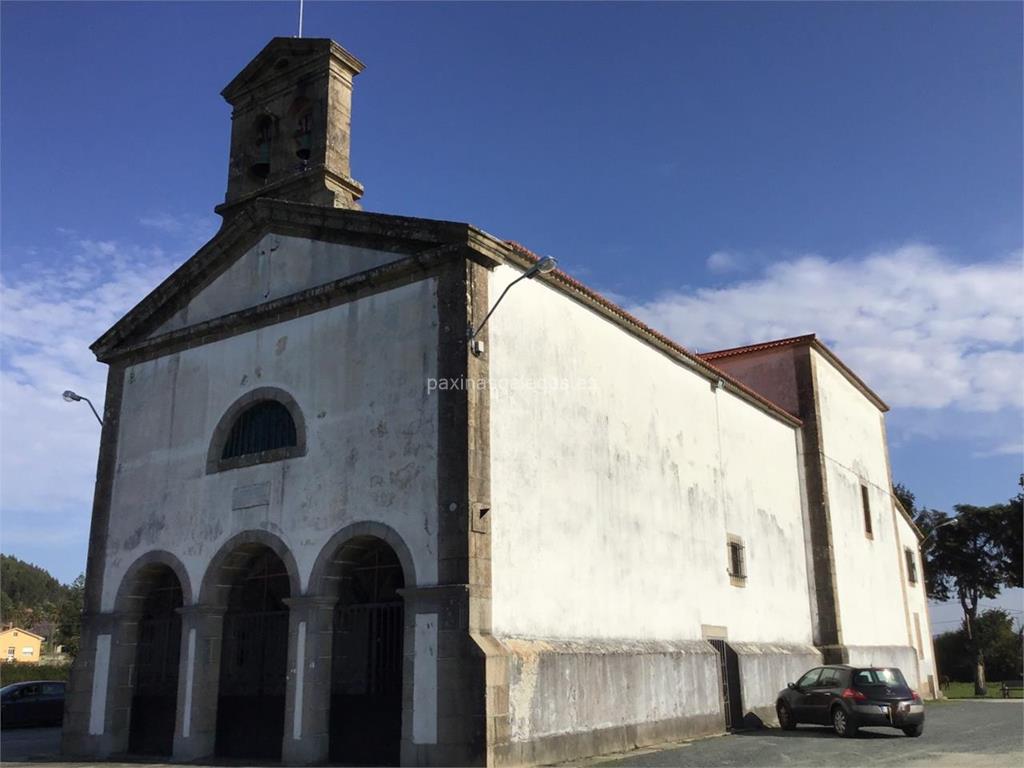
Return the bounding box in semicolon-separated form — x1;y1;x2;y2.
222;401;297;460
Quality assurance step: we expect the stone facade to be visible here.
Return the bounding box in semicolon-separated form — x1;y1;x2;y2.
63;35;938;768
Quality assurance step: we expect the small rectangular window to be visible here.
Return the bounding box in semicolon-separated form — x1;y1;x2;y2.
905;547;918;584
727;537;746;585
861;484;873;538
21;647;33;656
6;647;14;656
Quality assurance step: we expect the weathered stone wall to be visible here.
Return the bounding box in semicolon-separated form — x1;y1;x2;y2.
844;645;923;691
490;638;721;767
101;276;439;609
731;642;822;725
153;235;403;336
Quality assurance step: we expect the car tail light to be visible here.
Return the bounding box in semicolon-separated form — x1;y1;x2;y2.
911;690;922;702
841;688;867;701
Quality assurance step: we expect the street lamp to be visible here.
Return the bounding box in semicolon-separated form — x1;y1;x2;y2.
921;517;957;549
63;390;103;427
467;256;557;354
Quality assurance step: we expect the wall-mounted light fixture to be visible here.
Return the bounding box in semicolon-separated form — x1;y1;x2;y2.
468;257;557;355
63;390;103;427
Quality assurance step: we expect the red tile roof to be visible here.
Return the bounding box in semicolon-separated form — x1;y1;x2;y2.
699;333;889;412
502;241;803;427
699;334;818;361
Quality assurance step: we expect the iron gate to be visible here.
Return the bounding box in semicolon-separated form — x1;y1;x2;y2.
709;639;744;730
128;612;181;755
215;609;290;759
329;601;404;765
215;549;292;760
127;571;182;756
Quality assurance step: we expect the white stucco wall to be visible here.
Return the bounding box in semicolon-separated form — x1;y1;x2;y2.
487;265;814;645
101;276;439;610
895;512;938;697
154;234;403;336
812;349;909;648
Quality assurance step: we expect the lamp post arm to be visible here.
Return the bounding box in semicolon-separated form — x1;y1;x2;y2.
468;272;530;341
82;397;103;427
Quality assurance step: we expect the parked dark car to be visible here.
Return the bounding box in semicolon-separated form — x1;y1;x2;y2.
0;681;65;728
776;665;924;737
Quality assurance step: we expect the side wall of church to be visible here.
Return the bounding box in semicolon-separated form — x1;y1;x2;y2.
483;264;820;763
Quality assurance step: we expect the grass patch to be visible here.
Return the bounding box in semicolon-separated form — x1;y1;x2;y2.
943;680;1023;699
0;662;72;686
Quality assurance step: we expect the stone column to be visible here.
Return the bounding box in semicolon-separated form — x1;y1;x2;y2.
281;596;337;765
104;610;143;757
172;605;225;762
62;612;120;758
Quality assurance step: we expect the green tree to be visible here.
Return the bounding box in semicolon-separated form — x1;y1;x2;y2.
893;482;916;517
56;574;85;658
934;609;1023;684
915;498;1024;695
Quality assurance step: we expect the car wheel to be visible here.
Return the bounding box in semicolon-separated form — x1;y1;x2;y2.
832;706;858;738
776;702;797;730
902;724;923;737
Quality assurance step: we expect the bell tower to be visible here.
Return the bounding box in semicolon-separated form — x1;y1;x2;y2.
216;37;364;217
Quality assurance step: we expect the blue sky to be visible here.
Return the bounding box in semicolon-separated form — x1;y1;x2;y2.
2;2;1022;628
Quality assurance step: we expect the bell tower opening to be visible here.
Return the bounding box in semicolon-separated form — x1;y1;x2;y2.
217;37;364;218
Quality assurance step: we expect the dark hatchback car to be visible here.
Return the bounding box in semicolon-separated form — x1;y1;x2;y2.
776;665;924;737
0;681;66;728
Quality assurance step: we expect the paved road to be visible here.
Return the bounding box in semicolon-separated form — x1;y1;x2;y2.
1;701;1020;766
596;700;1023;768
1;726;61;763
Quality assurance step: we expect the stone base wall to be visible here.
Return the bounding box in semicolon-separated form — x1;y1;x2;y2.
486;637;723;767
840;644;922;691
732;642;822;726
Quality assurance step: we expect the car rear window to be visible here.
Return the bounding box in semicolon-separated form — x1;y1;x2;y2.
853;668;908;687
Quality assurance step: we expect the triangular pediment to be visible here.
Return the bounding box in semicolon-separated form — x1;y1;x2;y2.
221;37;363;104
91;200;491;362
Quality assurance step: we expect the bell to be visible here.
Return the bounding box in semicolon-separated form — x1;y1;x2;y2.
251;141;271;178
296;132;311;160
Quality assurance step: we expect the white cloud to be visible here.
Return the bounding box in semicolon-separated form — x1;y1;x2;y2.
706;250;741;273
1;239;181;570
140;212;217;247
629;244;1024;415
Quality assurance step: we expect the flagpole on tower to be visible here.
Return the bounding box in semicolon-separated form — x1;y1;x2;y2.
298;0;304;38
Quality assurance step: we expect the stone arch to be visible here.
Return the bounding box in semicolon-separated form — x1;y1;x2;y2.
109;551;188;757
198;530;301;607
308;521;418;595
310;523;414;766
206;386;306;474
114;550;193;613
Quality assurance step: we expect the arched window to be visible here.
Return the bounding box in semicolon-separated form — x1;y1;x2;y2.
222;401;297;459
208;388;306;473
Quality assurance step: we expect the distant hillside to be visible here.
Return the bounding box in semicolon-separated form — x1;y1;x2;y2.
0;554;71;635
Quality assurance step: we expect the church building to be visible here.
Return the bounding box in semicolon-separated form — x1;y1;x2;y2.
62;37;937;766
